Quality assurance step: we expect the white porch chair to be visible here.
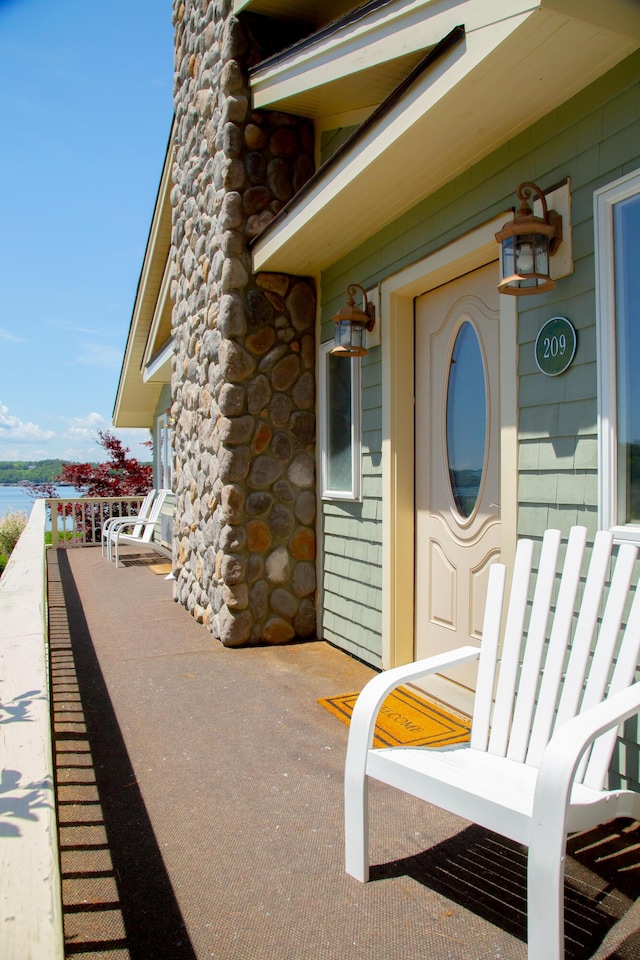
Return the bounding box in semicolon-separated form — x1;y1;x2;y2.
109;489;169;567
101;489;156;559
345;526;640;960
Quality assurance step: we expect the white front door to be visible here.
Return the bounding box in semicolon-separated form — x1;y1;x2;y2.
415;263;501;705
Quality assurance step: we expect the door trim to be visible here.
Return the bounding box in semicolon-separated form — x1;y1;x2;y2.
380;215;517;672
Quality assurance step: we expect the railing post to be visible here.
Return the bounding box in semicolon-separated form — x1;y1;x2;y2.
49;499;59;547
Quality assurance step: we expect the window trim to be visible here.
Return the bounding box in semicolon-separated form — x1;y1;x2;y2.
155;413;173;491
319;339;362;501
595;166;640;542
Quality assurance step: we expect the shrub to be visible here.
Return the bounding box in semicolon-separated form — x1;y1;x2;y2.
0;511;28;559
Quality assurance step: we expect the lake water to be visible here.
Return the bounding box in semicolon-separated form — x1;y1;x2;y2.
0;485;84;520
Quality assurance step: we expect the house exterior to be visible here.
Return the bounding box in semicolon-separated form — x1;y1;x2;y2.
115;0;640;779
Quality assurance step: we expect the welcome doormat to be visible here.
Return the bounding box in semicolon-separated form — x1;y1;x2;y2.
148;562;173;575
318;686;471;748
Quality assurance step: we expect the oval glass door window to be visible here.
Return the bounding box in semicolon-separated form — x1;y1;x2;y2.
446;321;487;518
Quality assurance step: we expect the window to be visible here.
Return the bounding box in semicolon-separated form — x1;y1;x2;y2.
596;168;640;540
446;320;487;519
319;340;361;499
156;413;173;491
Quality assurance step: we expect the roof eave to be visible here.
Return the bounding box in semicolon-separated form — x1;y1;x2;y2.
251;6;640;275
113;125;175;428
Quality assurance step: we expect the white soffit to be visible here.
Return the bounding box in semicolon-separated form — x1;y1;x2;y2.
142;256;173;370
250;0;530;118
234;0;355;26
143;337;174;384
254;49;430;118
252;4;640;275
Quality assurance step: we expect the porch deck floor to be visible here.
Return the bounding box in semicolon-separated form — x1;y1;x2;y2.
47;547;640;960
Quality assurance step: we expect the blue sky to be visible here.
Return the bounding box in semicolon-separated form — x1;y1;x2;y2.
0;0;174;462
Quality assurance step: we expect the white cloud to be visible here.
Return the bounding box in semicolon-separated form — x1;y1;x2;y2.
113;428;154;460
0;402;56;444
0;446;54;461
75;342;122;370
59;418;152;462
61;411;109;441
0;406;152;463
44;316;102;337
0;329;27;343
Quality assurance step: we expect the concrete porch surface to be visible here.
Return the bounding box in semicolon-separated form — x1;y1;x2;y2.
47;547;640;960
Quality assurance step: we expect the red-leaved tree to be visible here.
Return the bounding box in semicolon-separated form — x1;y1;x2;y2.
30;431;153;543
60;430;152;496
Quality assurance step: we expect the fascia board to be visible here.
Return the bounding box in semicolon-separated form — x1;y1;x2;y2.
250;0;536;112
143;337;174;384
234;0;353;23
142;256;174;370
113;136;174;424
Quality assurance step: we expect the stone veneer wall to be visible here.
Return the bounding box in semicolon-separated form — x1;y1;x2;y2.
171;0;318;645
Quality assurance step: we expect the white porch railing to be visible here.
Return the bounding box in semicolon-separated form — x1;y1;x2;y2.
0;494;157;957
0;499;64;960
46;496;147;547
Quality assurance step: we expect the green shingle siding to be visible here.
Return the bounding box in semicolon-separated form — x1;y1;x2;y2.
320;125;359;165
319;50;640;670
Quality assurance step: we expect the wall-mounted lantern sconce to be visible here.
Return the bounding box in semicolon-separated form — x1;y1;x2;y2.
495;181;563;295
330;283;376;357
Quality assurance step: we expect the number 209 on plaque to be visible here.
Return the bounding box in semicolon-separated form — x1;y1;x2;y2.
534;316;577;377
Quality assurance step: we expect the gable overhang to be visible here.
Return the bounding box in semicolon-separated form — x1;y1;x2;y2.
234;0;356;28
249;0;522;119
113;126;175;429
249;0;436;117
251;0;640;275
143;336;174;385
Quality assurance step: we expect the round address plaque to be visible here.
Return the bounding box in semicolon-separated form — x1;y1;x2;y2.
535;316;577;377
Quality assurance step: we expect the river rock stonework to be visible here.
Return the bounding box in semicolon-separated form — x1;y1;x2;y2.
171;1;317;645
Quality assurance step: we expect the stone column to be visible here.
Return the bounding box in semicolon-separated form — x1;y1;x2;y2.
171;1;317;645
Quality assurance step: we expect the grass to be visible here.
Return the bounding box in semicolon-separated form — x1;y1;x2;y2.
45;530;81;545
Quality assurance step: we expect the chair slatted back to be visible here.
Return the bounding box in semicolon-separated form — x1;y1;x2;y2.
138;490;168;543
129;489;156;538
471;526;640;790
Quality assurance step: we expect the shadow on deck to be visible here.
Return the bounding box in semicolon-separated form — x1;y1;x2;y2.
47;548;640;960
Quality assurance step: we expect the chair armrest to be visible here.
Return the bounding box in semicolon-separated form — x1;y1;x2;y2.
104;516;140;534
112;519;140;536
114;515;156;535
533;681;640;837
346;646;480;761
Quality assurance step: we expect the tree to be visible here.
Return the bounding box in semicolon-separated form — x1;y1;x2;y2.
29;432;153;543
59;430;152;496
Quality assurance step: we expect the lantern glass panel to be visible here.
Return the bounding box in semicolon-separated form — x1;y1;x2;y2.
534;234;550;277
501;235;516;281
334;319;365;352
516;237;535;275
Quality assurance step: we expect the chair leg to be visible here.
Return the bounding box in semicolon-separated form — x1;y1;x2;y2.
344;773;370;882
527;836;565;960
